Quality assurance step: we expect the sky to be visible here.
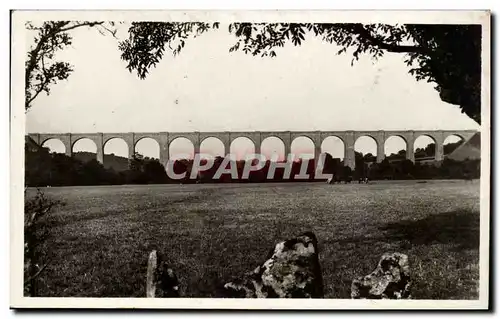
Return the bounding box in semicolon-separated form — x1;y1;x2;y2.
26;23;479;161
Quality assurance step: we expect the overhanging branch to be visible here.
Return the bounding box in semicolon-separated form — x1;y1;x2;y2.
25;21;111;110
352;24;428;54
58;21;105;33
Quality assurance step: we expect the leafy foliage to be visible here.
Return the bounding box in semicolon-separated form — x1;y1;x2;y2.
26;140;477;187
25;21;117;111
24;188;63;296
120;22;482;123
25;143;169;186
127;152;169;184
118;22;219;79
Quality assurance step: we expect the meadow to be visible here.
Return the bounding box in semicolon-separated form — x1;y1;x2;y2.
25;180;480;299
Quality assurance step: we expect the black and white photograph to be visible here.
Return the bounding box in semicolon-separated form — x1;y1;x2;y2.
10;10;490;309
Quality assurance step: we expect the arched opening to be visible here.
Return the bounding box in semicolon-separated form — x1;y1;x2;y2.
132;138;166;181
72;138;98;162
291;136;315;161
200;137;225;159
414;135;436;161
169;137;194;161
103;137;128;171
320;136;345;176
354;136;377;162
104;138;128;158
135;138;160;159
230;137;255;161
354;136;378;178
261;136;285;161
444;134;465;156
103;138;129;171
41;139;65;154
321;136;345;160
384;136;407;162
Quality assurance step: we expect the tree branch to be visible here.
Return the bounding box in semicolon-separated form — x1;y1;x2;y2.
352;24;428;54
25;21;112;110
96;24;118;38
57;21;105;33
24;261;50;285
26;84;45;106
26;56;50;106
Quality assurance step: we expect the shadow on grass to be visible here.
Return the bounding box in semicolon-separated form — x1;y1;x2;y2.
331;209;479;251
379;209;479;251
321;209;480;299
43;188;221;228
167;188;219;205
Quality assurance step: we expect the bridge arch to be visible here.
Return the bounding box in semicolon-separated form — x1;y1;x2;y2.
230;136;255;161
445;132;467;141
134;135;161;146
71;137;94;151
169;137;195;160
414;134;437;161
41;137;60;147
230;134;257;146
320;135;345;160
41;138;66;154
134;137;161;159
102;138;129;170
385;134;408;145
200;137;225;158
261;136;286;161
72;138;98;161
354;135;378;158
443;134;465;156
103;138;129;157
291;136;315;161
384;135;408;159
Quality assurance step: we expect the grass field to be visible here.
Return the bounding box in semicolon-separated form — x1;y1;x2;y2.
26;180;480;299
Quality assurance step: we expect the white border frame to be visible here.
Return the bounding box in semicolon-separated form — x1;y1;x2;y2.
10;9;491;310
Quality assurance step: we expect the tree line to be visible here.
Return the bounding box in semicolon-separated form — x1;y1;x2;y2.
25;141;479;187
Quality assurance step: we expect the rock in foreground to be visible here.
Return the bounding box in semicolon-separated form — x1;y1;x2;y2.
222;232;324;298
146;250;180;297
351;252;411;299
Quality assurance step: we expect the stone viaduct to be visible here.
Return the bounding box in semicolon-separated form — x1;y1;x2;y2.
27;130;478;170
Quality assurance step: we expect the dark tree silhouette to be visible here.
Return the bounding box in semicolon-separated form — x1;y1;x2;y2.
25;143;479;186
119;22;482;124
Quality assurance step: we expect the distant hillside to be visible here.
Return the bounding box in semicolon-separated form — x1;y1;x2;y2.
446;132;481;161
25;135;44;152
73;152;130;172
